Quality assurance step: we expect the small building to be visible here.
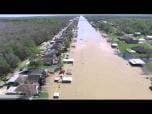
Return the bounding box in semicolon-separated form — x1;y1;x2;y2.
53;92;59;98
102;21;107;24
63;58;74;64
134;32;141;36
27;69;43;84
50;41;55;44
138;38;146;43
62;76;72;83
66;69;72;75
126;48;136;53
128;58;145;66
15;84;39;96
6;87;18;95
54;77;60;82
6;83;39;97
102;33;108;37
7;74;20;84
111;43;118;48
7;74;28;88
71;44;76;48
0;95;25;100
145;35;152;40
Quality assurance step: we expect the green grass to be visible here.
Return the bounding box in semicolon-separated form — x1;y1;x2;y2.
109;33;118;42
34;92;49;99
145;63;152;72
118;41;143;53
134;35;144;39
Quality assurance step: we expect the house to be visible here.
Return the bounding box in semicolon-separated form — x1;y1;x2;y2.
0;95;24;100
15;84;39;96
27;69;43;84
126;48;136;53
7;73;28;88
43;50;59;65
7;74;20;84
51;43;63;51
124;38;138;44
128;58;145;66
50;40;55;45
111;43;118;48
66;69;72;75
53;92;59;98
134;32;141;36
63;58;74;64
71;44;76;48
43;55;58;65
6;84;39;97
145;35;152;40
62;76;72;83
102;21;107;24
102;33;108;37
138;38;146;43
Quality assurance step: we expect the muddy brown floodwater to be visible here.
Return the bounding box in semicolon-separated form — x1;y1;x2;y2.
47;16;152;99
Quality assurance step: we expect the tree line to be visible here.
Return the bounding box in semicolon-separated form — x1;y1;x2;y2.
0;16;74;77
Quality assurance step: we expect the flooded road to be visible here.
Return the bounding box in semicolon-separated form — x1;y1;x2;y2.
49;16;152;99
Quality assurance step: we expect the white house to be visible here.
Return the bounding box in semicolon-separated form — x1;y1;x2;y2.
128;59;145;66
145;35;152;40
111;43;118;48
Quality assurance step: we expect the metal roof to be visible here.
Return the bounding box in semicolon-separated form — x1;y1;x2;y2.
128;59;145;65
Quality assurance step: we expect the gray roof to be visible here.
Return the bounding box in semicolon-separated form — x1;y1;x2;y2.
29;69;42;76
15;84;39;96
27;75;40;84
0;95;25;100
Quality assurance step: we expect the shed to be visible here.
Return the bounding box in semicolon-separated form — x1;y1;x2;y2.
7;74;20;83
62;77;72;83
138;38;146;44
111;43;118;48
6;87;18;95
53;92;59;98
145;35;152;40
128;59;145;66
134;32;141;36
126;49;136;53
63;58;74;64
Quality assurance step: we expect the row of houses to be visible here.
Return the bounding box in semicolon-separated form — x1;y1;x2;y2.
41;20;79;66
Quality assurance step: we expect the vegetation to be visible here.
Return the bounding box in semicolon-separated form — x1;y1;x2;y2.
33;91;49;99
145;63;152;72
29;57;43;69
0;16;73;78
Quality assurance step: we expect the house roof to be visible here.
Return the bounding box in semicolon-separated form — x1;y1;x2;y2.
0;95;24;100
43;57;53;64
6;87;18;94
28;69;42;83
146;35;152;39
7;73;20;83
27;75;40;83
15;84;38;96
29;69;42;76
128;59;145;65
